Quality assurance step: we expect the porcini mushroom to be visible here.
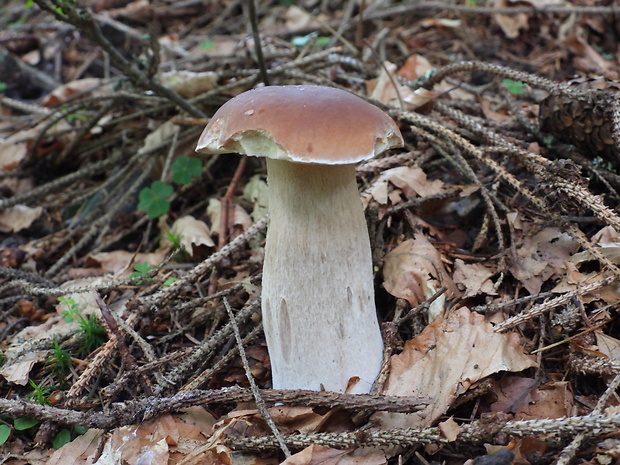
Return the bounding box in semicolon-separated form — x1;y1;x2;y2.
196;85;403;393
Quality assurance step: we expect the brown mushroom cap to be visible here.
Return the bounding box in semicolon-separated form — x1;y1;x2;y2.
196;85;403;164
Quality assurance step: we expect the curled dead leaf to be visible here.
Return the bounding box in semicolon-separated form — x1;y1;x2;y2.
170;215;215;256
382;235;457;320
369;60;438;110
207;198;253;233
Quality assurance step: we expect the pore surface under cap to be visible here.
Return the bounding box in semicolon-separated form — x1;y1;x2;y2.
196;85;403;164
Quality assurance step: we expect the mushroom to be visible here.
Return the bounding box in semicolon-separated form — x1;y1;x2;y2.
196;85;403;393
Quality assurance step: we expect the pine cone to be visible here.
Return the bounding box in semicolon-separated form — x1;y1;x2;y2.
539;77;620;164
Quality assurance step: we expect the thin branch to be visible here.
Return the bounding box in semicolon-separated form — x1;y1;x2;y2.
224;298;291;457
247;0;269;86
0;388;430;430
227;413;620;451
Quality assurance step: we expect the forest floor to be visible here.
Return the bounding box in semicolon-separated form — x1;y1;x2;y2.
2;0;620;464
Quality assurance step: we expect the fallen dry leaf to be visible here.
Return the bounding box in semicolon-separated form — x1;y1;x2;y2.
594;332;620;360
374;308;537;429
492;0;529;39
397;54;434;81
281;445;386;465
363;177;389;207
243;174;269;221
517;381;574;420
489;376;538;414
385;165;446;198
0;205;43;232
0;311;74;385
571;225;620;265
258;4;325;35
438;417;460;442
42;78;113;107
189;35;239;57
0;140;28;170
418;17;461;29
491;377;574;420
284;5;321;31
47;429;106;465
86;250;167;276
362;165;445;211
0;176;36;196
169;215;215;255
369;60;437;110
207;198;253;233
0;350;47;386
269;406;337;434
50;411;219;465
508;224;579;295
138;119;180;155
6;447;50;465
565;34;620;80
158;70;218;98
453;259;497;298
382;234;457;321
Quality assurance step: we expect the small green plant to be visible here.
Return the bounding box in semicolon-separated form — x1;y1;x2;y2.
165;230;183;249
164;230;191;261
501;78;526;95
47;337;73;379
138;181;173;218
542;134;555;147
52;428;72;449
162;277;178;288
74;425;88;435
66;111;89;124
57;297;107;355
199;39;215;50
59;296;81;323
129;261;156;284
0;416;38;446
0;418;86;448
78;314;107;355
26;380;52;405
171;156;203;185
51;425;88;449
14;417;38;430
138;157;203;218
0;423;11;445
8;16;27;28
592;156;616;173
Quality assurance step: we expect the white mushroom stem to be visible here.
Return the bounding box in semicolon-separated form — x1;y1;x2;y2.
262;158;384;394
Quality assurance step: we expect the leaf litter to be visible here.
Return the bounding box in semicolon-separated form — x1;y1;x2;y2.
374;308;537;430
2;0;620;464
